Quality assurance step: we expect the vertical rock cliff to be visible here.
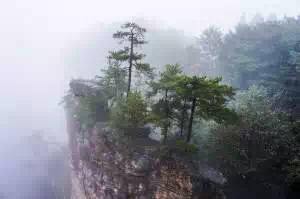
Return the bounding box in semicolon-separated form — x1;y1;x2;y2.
64;80;227;199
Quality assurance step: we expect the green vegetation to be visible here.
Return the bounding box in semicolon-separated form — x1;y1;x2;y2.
149;64;183;143
109;91;150;133
148;64;237;144
96;58;127;102
63;16;300;198
109;22;153;98
175;75;237;142
175;140;198;153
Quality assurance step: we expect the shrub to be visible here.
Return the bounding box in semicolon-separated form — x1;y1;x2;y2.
109;91;150;135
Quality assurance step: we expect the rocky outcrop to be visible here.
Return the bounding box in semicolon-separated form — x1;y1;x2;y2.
65;80;227;199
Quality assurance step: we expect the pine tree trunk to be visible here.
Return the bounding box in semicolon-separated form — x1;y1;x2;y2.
127;34;134;98
187;97;196;143
180;98;187;137
163;89;169;144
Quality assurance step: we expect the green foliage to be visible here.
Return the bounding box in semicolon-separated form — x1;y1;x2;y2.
75;98;95;128
277;43;300;135
219;16;300;89
110;22;153;96
71;93;109;130
113;22;147;44
205;18;300;192
149;64;182;95
175;75;238;142
150;69;237;143
286;158;300;185
158;140;198;158
149;64;184;142
64;17;300;198
208;85;297;179
175;140;198;153
158;64;183;88
96;58;127;103
109;91;149;133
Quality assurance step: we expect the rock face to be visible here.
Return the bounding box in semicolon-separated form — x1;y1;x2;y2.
67;115;226;198
65;80;227;199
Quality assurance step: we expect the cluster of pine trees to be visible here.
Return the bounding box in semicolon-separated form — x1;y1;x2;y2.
95;22;238;148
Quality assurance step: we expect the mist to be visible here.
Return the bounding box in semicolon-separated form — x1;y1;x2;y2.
1;0;299;141
0;0;299;198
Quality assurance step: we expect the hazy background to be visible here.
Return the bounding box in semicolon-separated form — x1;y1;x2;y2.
0;0;299;143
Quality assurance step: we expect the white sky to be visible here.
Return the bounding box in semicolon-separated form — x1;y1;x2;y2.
2;0;300;37
0;0;299;141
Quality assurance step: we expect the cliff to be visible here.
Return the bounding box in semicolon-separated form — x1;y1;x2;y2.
64;79;227;199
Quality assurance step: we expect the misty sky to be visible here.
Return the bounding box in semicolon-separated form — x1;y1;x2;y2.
0;0;299;142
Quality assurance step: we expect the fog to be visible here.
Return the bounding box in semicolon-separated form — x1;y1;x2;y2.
0;0;299;198
1;0;299;142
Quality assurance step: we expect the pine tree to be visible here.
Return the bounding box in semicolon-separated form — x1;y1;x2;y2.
176;76;237;143
110;22;153;98
149;64;183;143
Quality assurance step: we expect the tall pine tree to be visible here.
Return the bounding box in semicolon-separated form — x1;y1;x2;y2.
109;22;153;98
